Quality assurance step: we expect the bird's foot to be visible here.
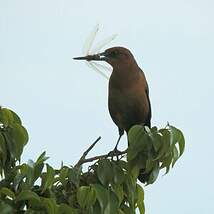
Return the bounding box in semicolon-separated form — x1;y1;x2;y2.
108;147;121;161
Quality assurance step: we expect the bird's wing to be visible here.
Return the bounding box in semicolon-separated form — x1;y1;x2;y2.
138;67;152;127
145;87;152;128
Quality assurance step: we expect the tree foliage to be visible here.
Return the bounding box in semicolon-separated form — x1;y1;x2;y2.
0;107;185;213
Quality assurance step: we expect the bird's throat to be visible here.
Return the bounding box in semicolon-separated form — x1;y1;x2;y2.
110;64;139;89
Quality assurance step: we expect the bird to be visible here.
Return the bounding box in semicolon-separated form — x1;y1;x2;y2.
73;47;152;183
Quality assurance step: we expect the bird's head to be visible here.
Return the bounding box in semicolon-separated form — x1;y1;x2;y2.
73;47;137;68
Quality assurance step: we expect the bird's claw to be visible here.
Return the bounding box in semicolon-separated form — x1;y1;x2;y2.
108;148;121;161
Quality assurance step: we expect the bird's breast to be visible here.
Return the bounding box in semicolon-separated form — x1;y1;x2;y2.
108;79;150;132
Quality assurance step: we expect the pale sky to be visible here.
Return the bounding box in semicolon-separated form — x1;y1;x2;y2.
0;0;214;213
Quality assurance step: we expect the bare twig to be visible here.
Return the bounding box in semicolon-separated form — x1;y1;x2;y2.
75;136;101;167
78;149;127;166
75;136;127;167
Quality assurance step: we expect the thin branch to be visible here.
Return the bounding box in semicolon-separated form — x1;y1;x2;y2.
75;136;101;167
75;136;128;167
78;149;127;166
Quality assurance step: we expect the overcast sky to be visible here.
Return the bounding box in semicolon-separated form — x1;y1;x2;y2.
0;0;214;213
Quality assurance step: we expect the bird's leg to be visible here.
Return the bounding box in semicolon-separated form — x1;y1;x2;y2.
109;129;124;160
114;134;122;151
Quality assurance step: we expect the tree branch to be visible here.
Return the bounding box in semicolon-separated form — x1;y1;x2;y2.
75;136;101;167
78;149;127;166
75;136;127;167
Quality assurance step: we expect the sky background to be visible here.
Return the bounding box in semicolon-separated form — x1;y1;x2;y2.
0;0;214;213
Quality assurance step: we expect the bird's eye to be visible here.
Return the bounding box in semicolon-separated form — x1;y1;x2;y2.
109;51;118;58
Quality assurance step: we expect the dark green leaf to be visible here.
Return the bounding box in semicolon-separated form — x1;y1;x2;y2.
77;186;96;208
0;201;13;214
33;162;44;183
169;126;185;156
136;184;145;214
58;203;78;214
8;123;29;159
124;175;136;210
172;146;179;167
42;164;55;192
0;187;15;199
97;159;113;186
155;129;171;160
16;190;41;203
91;184;108;212
160;154;173;174
112;162;125;185
35;152;49;165
0;108;14;126
121;205;134;214
0;132;7;166
68;167;81;187
112;184;124;205
151;132;162;152
128;125;148;161
10;110;22;125
41;197;57;214
104;190;119;214
147;162;159;184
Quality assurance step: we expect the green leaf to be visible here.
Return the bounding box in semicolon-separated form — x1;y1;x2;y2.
155;129;171;160
136;184;145;214
112;162;125;185
20;163;34;188
104;190;119;214
160;154;173;174
35;151;49;165
7;123;29;159
172;146;179;167
59;167;69;186
41;164;55;192
16;190;41;203
11;123;28;146
121;205;134;214
97;159;113;186
3;132;16;161
0;132;7;166
112;184;124;205
13;173;25;191
124;175;136;211
68;167;81;187
118;210;125;214
0;187;15;199
58;203;78;214
168;125;185;156
41;198;58;214
117;160;128;171
151;132;162;152
91;184;109;212
0;108;14;126
0;201;13;214
33;162;44;183
10;110;22;125
77;186;96;209
128;125;148;160
147;162;159;184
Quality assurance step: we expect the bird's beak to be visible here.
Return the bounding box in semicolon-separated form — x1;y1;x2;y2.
73;52;107;61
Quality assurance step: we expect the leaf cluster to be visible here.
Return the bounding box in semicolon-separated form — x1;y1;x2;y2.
0;107;185;214
128;125;185;184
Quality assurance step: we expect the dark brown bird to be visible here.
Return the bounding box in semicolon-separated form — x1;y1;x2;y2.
74;47;151;182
